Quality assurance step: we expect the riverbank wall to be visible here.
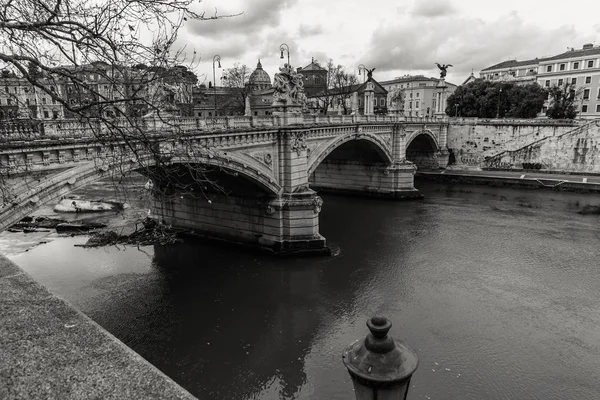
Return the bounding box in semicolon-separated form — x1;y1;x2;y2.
0;254;197;400
445;118;600;173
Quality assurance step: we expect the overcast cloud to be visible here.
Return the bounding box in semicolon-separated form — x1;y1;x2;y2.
178;0;600;85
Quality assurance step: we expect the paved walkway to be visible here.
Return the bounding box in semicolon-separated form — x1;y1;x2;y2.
0;255;196;400
417;168;600;191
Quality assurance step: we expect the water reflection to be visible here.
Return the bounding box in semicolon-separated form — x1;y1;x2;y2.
9;181;600;399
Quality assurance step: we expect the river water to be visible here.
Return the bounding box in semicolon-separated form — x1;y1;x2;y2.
4;179;600;399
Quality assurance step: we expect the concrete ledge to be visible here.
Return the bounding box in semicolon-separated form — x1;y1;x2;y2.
0;254;197;400
417;171;600;193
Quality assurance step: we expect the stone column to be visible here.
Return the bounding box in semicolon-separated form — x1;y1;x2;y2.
351;92;359;115
435;79;448;116
364;82;374;116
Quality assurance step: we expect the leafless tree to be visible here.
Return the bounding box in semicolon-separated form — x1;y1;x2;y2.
331;67;358;115
0;0;239;219
310;59;358;115
221;63;252;113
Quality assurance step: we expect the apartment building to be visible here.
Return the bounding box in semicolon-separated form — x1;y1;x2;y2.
536;44;600;118
480;43;600;118
379;75;457;117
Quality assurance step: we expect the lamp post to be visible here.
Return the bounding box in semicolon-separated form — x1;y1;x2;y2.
454;103;459;117
358;64;367;83
343;316;419;400
279;43;290;66
496;87;503;119
213;55;222;118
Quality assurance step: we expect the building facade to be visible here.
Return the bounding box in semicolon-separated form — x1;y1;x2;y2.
480;43;600;118
0;63;196;121
479;59;540;86
536;44;600;118
296;59;328;97
379;75;457;117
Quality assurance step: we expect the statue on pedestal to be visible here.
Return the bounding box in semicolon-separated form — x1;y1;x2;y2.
435;63;453;79
272;64;306;111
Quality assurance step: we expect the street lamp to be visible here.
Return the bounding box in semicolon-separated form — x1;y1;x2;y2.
358;64;367;83
279;43;290;66
496;87;503;119
343;316;419;400
213;55;222;118
454;103;459;117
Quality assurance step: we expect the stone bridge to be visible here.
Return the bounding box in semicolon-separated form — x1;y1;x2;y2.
0;114;449;254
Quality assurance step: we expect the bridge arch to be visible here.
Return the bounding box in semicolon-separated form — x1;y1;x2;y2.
406;129;440;170
0;151;282;232
307;132;393;175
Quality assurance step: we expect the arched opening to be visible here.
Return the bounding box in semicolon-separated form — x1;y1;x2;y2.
309;139;392;195
0;157;277;233
406;134;439;170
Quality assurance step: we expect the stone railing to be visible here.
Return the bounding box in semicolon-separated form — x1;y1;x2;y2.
449;117;579;126
0;113;428;141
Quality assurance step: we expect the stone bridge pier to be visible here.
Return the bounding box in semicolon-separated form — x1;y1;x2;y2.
151;129;327;255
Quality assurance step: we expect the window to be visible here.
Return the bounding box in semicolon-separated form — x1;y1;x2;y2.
380;98;385;106
560;63;566;71
416;92;419;98
409;101;412;109
416;101;419;108
585;76;592;84
410;92;413;98
53;111;58;119
373;98;376;106
583;89;590;100
43;110;49;118
596;104;600;113
42;97;47;104
7;98;12;105
573;62;579;70
587;60;594;68
545;80;550;87
558;79;563;86
197;112;202;117
582;105;588;113
25;99;30;105
571;77;577;85
597;88;600;99
546;65;552;72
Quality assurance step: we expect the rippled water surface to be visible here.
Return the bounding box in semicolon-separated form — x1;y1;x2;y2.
7;180;600;399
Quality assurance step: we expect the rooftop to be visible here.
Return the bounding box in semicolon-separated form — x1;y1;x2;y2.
540;45;600;62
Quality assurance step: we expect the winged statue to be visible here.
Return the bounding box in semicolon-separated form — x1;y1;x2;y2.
435;63;453;79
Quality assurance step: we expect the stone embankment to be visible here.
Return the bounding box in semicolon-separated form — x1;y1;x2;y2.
0;254;197;400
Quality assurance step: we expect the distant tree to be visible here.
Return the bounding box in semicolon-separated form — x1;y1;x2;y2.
504;83;548;118
546;82;580;119
446;79;546;118
222;63;252;113
331;67;358;115
309;59;358;114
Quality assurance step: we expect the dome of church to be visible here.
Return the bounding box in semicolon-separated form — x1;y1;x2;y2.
248;60;271;90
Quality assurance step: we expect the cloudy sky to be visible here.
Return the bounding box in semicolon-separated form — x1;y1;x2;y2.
178;0;600;86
